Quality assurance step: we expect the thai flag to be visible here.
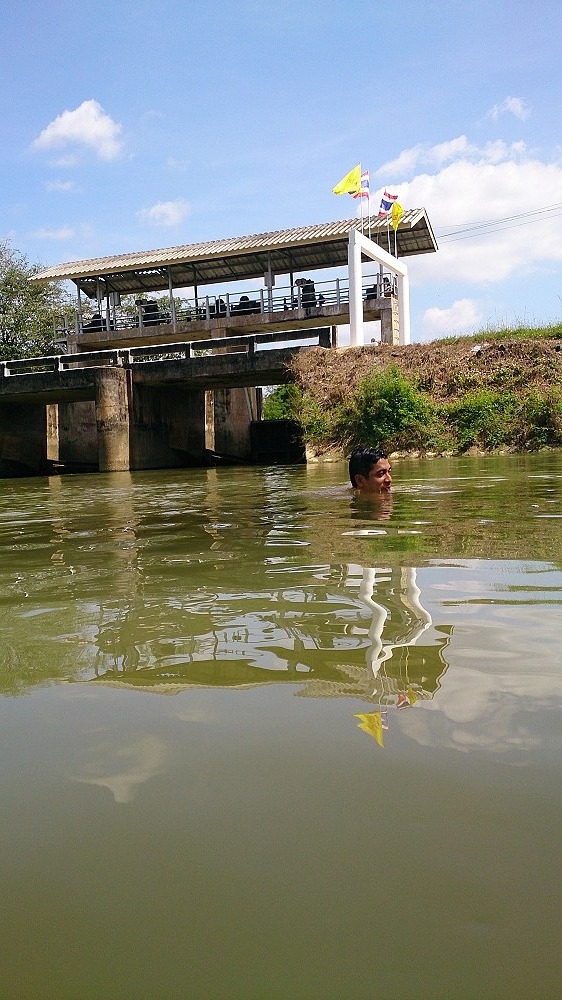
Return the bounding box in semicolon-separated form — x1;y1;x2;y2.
352;170;370;200
378;190;398;215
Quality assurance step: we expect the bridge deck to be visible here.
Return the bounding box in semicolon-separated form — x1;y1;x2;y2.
0;329;332;404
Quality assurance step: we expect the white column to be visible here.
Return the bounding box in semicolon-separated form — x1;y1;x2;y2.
348;228;364;347
348;228;411;346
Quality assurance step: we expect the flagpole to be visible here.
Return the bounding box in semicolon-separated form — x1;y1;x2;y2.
359;162;364;234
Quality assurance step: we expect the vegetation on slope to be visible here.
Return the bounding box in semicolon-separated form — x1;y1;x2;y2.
263;324;562;454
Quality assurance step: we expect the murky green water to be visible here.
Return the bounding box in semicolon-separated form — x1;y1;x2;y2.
0;454;561;999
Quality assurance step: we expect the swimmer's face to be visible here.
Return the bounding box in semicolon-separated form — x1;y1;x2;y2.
355;458;392;494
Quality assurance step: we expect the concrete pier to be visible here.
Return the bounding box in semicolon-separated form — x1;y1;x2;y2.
94;367;131;473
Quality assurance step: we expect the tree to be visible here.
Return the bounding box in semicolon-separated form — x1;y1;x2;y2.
262;382;303;421
0;241;75;360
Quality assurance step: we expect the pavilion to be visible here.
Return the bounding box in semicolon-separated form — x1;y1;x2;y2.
32;211;438;351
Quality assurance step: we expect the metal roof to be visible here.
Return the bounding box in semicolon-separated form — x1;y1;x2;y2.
31;211;438;299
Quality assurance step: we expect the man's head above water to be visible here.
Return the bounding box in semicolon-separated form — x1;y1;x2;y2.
349;447;392;495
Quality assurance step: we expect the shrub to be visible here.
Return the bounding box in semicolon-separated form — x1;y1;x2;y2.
335;366;440;451
518;389;562;449
298;395;334;445
444;390;519;450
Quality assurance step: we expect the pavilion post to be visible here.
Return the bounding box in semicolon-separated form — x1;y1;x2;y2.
348;228;364;347
168;268;177;330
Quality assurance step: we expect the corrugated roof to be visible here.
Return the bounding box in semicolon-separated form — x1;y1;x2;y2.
30;212;438;298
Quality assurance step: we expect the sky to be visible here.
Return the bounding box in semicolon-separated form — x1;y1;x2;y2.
2;0;562;342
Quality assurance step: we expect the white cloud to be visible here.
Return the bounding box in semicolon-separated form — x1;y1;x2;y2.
33;100;123;161
32;226;75;240
422;298;482;339
137;198;190;227
45;179;79;193
394;150;562;285
375;145;424;177
486;96;531;121
376;135;528;180
428;135;472;166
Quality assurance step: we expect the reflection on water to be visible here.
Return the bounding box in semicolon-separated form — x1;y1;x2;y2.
0;455;561;997
73;734;166;803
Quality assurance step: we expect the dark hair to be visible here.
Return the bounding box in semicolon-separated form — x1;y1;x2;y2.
349;447;388;487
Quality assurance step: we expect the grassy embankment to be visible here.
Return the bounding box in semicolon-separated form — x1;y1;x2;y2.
263;322;562;456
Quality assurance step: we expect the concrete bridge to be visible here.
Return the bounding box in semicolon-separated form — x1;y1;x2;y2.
16;213;437;479
0;329;331;477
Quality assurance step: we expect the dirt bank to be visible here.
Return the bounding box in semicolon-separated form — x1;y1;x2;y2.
291;336;562;407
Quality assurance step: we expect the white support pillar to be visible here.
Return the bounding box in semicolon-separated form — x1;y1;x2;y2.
348;228;364;346
347;228;411;346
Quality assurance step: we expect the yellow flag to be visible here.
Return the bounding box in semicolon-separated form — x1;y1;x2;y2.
355;711;385;747
391;202;404;230
332;164;361;196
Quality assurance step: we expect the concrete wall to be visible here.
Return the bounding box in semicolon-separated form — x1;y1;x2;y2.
129;383;207;469
58;401;98;468
213;387;259;460
0;402;48;475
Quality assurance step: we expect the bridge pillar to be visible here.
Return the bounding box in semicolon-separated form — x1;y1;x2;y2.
380;298;400;345
94;367;131;472
213;387;260;460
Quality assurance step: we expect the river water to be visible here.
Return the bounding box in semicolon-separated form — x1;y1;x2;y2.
0;454;561;999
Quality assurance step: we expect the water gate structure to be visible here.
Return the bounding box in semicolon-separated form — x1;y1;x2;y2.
3;213;437;476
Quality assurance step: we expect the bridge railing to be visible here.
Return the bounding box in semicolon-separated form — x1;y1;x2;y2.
57;270;397;338
0;328;332;377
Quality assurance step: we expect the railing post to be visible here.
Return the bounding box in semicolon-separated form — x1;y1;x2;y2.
225;293;231;318
205;296;210;320
260;289;265;314
336;279;340;307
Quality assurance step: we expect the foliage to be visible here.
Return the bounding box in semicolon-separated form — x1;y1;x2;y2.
444;390;519;450
333;366;440;451
298;395;334;445
288;361;562;455
262;382;303;421
517;389;562;449
0;241;74;360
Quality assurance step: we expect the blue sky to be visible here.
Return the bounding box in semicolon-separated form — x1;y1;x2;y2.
2;0;562;341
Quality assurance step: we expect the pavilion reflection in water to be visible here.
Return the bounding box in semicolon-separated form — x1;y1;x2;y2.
90;563;451;706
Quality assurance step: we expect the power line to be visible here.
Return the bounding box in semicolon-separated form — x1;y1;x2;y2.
436;202;562;242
